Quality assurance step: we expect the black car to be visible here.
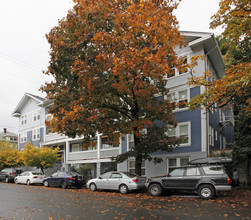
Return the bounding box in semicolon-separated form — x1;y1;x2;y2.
43;171;85;189
0;168;23;183
146;163;232;199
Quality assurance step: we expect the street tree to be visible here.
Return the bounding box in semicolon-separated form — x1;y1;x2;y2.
42;0;184;175
0;141;23;170
22;143;59;174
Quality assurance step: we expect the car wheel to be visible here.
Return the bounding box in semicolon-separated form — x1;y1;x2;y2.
148;183;162;197
5;177;9;183
89;183;97;192
43;180;49;187
119;184;129;194
14;178;18;184
61;181;68;189
198;184;215;200
27;180;30;186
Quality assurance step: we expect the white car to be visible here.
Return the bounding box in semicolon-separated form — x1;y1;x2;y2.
14;171;45;185
87;171;146;194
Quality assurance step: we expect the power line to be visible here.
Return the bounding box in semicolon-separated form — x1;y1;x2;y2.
0;51;44;73
0;70;48;85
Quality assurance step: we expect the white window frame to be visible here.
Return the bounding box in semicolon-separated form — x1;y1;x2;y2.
32;128;40;141
167;122;191;146
167;157;190;173
166;87;190;112
71;143;81;152
165;53;190;78
128;159;146;176
21;115;27;125
20;132;27;143
33;109;41;121
209;125;214;146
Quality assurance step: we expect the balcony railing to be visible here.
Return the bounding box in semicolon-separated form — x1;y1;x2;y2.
219;110;234;131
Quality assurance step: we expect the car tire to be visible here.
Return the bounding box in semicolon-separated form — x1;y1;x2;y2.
27;180;30;186
43;180;49;187
198;184;215;200
14;178;18;184
61;181;68;189
148;183;162;197
89;183;97;192
119;184;129;194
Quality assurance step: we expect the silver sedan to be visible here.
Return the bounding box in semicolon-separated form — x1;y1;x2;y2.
87;171;146;194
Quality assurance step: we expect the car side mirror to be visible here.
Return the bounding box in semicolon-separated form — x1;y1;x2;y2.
98;177;102;179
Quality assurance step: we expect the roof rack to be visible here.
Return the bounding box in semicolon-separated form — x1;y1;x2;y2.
188;157;232;165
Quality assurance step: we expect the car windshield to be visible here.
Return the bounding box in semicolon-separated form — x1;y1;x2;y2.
122;172;139;178
68;172;81;176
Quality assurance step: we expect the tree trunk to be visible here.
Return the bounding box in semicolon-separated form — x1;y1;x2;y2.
134;134;142;176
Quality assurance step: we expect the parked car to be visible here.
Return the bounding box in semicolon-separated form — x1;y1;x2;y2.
0;168;22;183
43;171;85;189
146;163;232;199
87;171;146;194
14;171;45;185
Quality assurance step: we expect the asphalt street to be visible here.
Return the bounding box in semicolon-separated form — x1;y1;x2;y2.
0;182;250;220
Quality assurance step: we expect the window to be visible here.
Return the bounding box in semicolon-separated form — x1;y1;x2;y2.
209;125;214;146
101;137;118;149
179;56;188;74
169;168;185;177
167;122;191;145
32;128;40;140
166;89;189;110
71;143;81;152
21;115;27;125
33;110;40;121
167;157;189;173
128;134;135;150
110;173;122;179
20;132;27;143
128;160;145;176
166;67;175;78
100;172;111;179
202;166;224;175
186;167;200;176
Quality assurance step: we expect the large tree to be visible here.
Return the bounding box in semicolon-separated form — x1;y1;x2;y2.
42;0;184;175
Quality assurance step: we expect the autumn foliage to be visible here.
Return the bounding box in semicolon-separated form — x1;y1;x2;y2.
188;0;251;117
0;141;23;170
42;0;184;175
22;143;59;174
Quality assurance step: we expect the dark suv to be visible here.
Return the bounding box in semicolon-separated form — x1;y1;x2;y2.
146;163;232;199
0;168;23;183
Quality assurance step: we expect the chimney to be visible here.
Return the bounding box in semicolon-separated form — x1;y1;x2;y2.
4;128;7;133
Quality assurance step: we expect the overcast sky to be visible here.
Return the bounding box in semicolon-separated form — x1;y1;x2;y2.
0;0;222;134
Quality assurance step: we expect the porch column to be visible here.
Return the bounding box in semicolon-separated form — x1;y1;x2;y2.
97;133;101;159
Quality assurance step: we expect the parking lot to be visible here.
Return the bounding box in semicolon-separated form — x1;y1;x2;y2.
0;182;250;220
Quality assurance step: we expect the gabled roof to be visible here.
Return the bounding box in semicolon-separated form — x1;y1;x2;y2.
12;93;47;117
0;131;17;139
181;31;225;78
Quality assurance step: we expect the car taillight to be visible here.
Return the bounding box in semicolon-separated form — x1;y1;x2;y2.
10;173;16;176
132;179;139;183
227;178;231;185
33;176;38;179
70;177;75;180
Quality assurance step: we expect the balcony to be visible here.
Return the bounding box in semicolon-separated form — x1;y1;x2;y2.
219;110;234;131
